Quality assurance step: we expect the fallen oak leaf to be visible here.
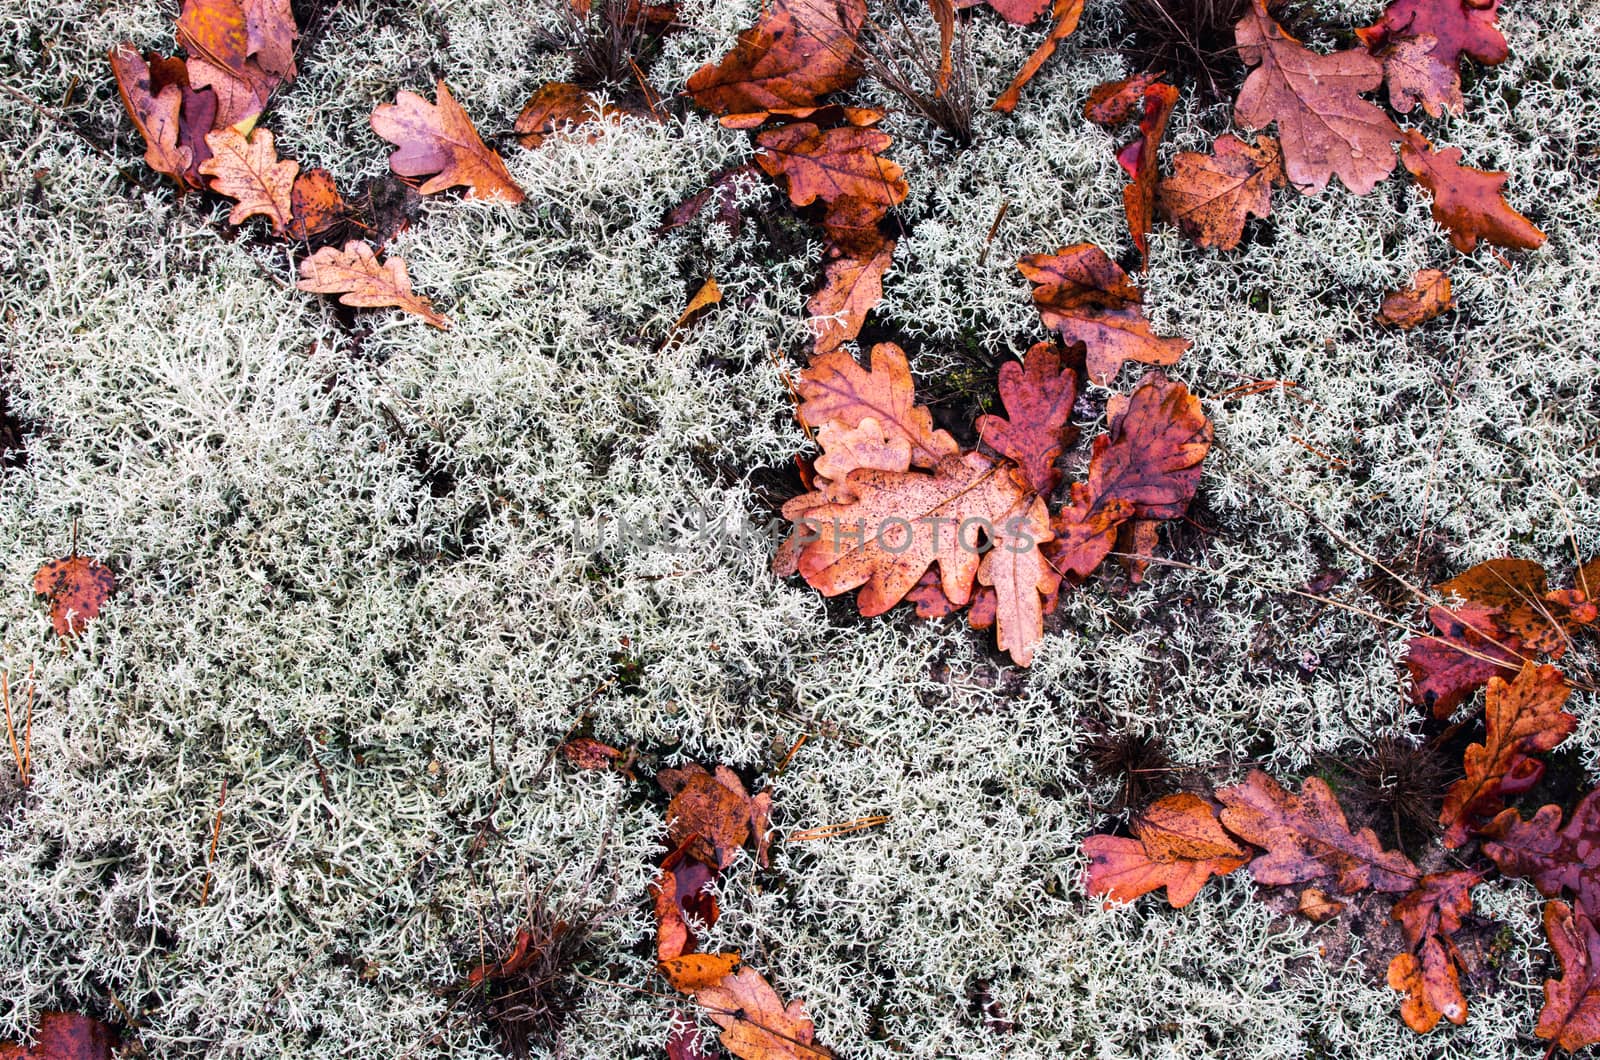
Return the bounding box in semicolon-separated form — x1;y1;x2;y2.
1480;789;1600;899
1357;0;1506;117
177;0;287;132
33;554;116;638
1406;598;1525;718
992;0;1086;114
514;82;626;148
288;168;349;241
561;736;626;771
1388;937;1467;1033
1397;130;1545;253
754;122;908;222
660;952;744;993
1233;0;1398;195
199;126;297;234
957;0;1050;27
1083;72;1164;126
1375;34;1464;118
1376;268;1453;328
973;340;1080;496
1537;897;1600;1053
720;105;885;131
795;343;959;469
1083;792;1249;908
1393;871;1478;949
1115;80;1179;261
371;81;525;203
975;493;1055;666
686;0;867;117
653;841;720;961
296;241;451;329
808;233;895;355
1439;662;1574;847
1217;769;1417;894
811;417;912;483
669;962;834;1060
659;765;773;869
109;46;214;191
1297;888;1346;922
1083;371;1211;523
1157;134;1285;252
1018;244;1190;385
0;1012;116;1060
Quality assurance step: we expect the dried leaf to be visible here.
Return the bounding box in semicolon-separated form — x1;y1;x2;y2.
654;842;721;961
929;0;955;93
561;736;626;771
754;123;908;223
1044;484;1134;580
1481;790;1600;899
296;241;451;329
1357;0;1506;117
1406;600;1524;718
1018;244;1191;385
808;234;895;355
992;0;1086;114
812;417;912;483
796;343;959;469
973;341;1080;496
1388;938;1467;1033
1440;663;1574;846
1083;73;1164;126
1233;0;1398;195
199;126;297;234
177;0;290;131
660;952;745;993
686;0;867;117
671;963;833;1060
1157;134;1286;251
371;81;525;203
33;554;116;638
1393;871;1477;948
1083;371;1211;523
184;51;277;132
1297;888;1346;922
904;566;961;618
1398;130;1545;253
1217;770;1417;894
674;278;724;333
660;765;772;869
976;494;1055;666
514;82;615;148
963;0;1051;27
1083;792;1249;908
0;1012;116;1060
1115;81;1179;261
1376;268;1454;328
109;46;213;191
1538;898;1600;1053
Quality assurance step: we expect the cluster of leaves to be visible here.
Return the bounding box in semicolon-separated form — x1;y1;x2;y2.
1084;555;1600;1045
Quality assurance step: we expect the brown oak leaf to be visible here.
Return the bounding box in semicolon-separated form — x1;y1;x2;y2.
33;554;116;638
992;0;1086;113
296;241;450;329
1481;790;1600;900
1440;663;1574;847
1083;73;1164;126
199;127;297;234
660;765;773;870
1297;888;1346;922
1233;0;1398;195
1397;130;1545;253
796;344;958;469
1537;897;1600;1053
973;341;1080;496
1217;770;1417;894
1388;938;1467;1033
1083;792;1249;908
288;168;348;241
1018;244;1191;385
371;81;525;203
514;82;625;148
1357;0;1505;117
958;0;1051;27
1376;268;1453;328
811;417;912;483
808;234;895;355
1157;134;1286;251
0;1012;116;1060
109;46;215;191
1115;81;1179;261
666;961;833;1060
1393;871;1478;949
177;0;292;131
754;123;908;223
686;0;866;117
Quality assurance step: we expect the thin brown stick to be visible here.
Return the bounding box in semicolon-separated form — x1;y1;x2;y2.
976;199;1010;267
789;815;890;842
198;780;229;906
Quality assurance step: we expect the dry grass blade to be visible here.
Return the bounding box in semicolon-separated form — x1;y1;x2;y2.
1120;0;1251;102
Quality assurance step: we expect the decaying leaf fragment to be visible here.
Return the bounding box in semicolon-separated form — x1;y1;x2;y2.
1115;81;1179;260
666;961;834;1060
515;82;615;148
1397;130;1545;253
200;126;297;234
1218;770;1417;894
177;0;296;131
808;235;895;355
992;0;1086;114
1387;871;1477;1031
296;241;451;329
1439;663;1574;846
288;168;349;241
1232;0;1398;195
0;1011;116;1060
33;554;116;638
1018;244;1190;385
1083;73;1164;126
685;0;867;118
1083;792;1249;908
1376;268;1453;328
371;81;525;203
1157;134;1285;251
654;841;720;961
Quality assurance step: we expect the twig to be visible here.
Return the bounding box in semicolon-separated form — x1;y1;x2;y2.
2;668;34;787
788;814;890;842
976;199;1010;267
198;780;229;906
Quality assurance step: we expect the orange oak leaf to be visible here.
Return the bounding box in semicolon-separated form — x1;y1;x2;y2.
1481;790;1600;899
1115;81;1179;261
371;81;525;203
109;46;214;191
1233;0;1398;195
1376;268;1453;328
1218;770;1417;894
1388;938;1467;1033
992;0;1086;113
288;168;349;241
1357;0;1505;117
660;953;745;993
720;104;884;131
33;554;116;638
1083;792;1249;908
811;417;912;483
653;841;720;961
1084;371;1211;523
795;343;958;469
1397;130;1544;253
976;493;1055;666
686;0;866;117
1440;663;1574;846
1083;73;1164;126
1018;244;1190;385
660;765;773;870
1157;134;1286;251
754;123;908;221
958;0;1051;27
514;82;618;148
668;962;833;1060
1045;484;1134;580
0;1012;116;1060
199;126;297;234
929;0;955;94
809;234;895;355
177;0;292;131
1537;897;1600;1053
973;340;1079;495
296;241;450;329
